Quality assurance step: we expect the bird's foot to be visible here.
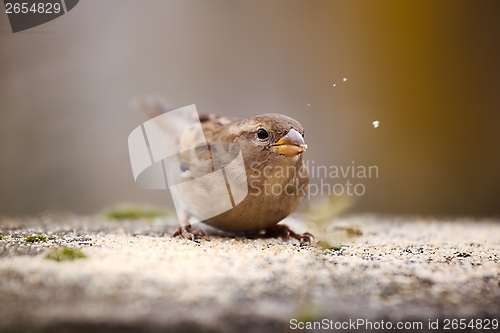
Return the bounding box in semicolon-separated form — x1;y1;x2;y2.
172;225;207;241
264;224;314;244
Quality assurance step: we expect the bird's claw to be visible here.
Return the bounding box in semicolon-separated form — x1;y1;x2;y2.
172;225;207;241
264;224;314;244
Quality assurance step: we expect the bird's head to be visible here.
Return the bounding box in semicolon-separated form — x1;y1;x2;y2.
229;114;307;163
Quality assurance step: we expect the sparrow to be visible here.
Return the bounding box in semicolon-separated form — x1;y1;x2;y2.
135;99;312;243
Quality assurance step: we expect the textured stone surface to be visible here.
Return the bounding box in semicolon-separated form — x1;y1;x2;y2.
0;214;499;332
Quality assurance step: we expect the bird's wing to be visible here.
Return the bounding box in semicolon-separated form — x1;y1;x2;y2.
133;98;243;176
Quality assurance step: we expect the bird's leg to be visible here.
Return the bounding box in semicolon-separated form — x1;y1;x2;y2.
172;223;207;241
264;224;314;244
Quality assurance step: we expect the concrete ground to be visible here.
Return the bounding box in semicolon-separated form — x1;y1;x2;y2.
0;214;499;332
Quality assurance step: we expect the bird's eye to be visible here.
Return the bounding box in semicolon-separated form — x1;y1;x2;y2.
257;128;269;139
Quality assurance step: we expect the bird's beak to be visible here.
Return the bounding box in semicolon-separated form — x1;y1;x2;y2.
272;128;307;156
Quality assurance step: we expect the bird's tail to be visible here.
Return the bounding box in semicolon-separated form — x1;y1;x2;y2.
132;97;172;119
132;97;199;136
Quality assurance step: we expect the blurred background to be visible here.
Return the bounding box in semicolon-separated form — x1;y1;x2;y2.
1;0;499;217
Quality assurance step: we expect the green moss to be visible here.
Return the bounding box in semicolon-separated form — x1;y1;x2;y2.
316;240;342;250
45;247;87;261
104;205;170;220
333;226;363;237
24;234;47;243
0;235;4;241
294;303;324;323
